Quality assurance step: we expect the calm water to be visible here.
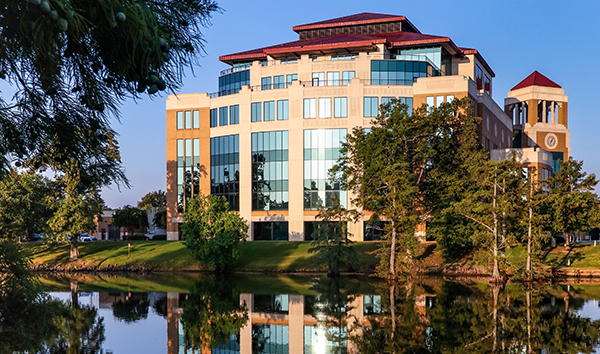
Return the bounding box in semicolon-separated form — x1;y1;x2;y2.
4;273;600;353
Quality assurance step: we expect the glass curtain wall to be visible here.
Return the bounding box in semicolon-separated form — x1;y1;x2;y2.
251;324;289;353
210;135;240;211
219;70;249;96
252;131;289;211
371;60;428;85
304;129;347;210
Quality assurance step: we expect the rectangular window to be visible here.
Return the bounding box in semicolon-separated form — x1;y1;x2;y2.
261;77;272;90
264;101;275;121
286;74;298;88
252;131;289;211
177;139;184;212
398;97;413;112
229;105;239;125
210;108;218;127
251;102;261;122
318;98;332;118
219;106;228;126
185;111;191;129
436;95;444;107
192;110;199;129
475;65;483;90
312;72;324;87
304;98;316;119
253;222;289;240
342;71;355;85
273;75;284;89
447;95;455;103
176;111;184;130
484;75;491;94
210;135;240;211
363;97;379;117
381;97;395;106
426;96;435;108
327;71;340;86
277;100;288;120
334;97;347;118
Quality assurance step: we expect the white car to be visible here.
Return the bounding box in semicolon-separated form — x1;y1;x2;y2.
144;231;156;240
80;234;98;242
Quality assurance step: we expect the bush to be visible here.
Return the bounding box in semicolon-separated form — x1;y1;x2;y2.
124;234;146;241
152;234;167;240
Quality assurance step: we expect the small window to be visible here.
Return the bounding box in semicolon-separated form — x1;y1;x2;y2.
219;107;228;126
286;74;298;88
447;95;455;103
334;97;347;118
176;111;184;130
327;72;340;86
264;101;275;121
318;98;332;118
261;77;272;90
304;98;316;119
426;96;434;108
251;102;262;122
230;105;239;125
364;97;379;117
274;75;285;89
192;110;199;129
277;100;288;120
436;96;444;107
342;71;355;85
312;72;324;87
210;109;218;127
185;111;191;129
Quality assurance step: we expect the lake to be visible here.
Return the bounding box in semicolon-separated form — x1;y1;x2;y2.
4;273;600;353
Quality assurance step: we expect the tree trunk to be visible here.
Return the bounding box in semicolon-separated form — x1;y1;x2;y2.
492;178;501;283
70;279;79;307
390;222;396;279
565;232;570;247
501;211;506;257
492;284;499;352
526;177;534;281
526;289;532;353
390;283;396;339
70;238;79;261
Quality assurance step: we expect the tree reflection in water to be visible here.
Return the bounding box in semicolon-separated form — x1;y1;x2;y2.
181;276;249;352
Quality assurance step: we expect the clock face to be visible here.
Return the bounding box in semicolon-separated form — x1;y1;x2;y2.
545;133;558;150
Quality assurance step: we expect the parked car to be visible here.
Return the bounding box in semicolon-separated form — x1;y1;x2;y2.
80;234;98;242
144;231;156;240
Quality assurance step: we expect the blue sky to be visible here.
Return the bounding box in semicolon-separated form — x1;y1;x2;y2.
83;1;600;207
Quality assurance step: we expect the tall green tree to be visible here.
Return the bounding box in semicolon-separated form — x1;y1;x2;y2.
153;208;168;230
454;158;524;282
137;190;167;212
182;194;248;273
548;158;599;246
112;205;149;239
308;196;358;276
0;170;54;242
334;98;480;279
48;166;104;260
0;0;220;183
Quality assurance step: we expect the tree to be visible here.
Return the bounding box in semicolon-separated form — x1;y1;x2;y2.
47;166;104;260
182;194;248;273
153;208;167;230
548;158;599;246
0;0;220;185
112;205;149;239
0;170;54;242
137;190;167;212
308;196;358;276
334;98;481;279
453;158;523;283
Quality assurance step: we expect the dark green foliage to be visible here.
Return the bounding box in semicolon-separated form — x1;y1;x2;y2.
153;208;168;230
182;194;248;272
0;169;54;241
181;277;249;351
112;296;150;323
0;0;220;185
308;197;358;276
548;158;599;245
137;189;167;212
112;205;149;237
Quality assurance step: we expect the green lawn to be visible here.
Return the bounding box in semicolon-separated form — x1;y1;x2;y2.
27;240;380;273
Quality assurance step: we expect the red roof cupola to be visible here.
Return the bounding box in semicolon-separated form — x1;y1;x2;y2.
510;71;562;91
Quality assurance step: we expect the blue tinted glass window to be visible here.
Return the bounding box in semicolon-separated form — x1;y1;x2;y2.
334;97;347;118
252;131;289;211
261;77;272;90
210;134;240;211
176;111;183;130
286;74;298;88
229;105;239;125
192;110;199;129
218;69;249;96
274;75;284;89
251;102;261;122
364;97;378;117
277;100;288;120
210;109;218;127
264;101;275;121
219;107;228;126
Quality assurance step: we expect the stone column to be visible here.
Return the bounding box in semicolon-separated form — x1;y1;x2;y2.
240;294;253;354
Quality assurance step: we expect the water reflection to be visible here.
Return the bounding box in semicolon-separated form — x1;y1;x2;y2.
21;274;600;353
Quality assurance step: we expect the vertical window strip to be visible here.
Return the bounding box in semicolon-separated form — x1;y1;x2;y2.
364;97;378;117
319;98;332;118
334;97;347;118
176;111;184;130
210;108;218;127
230;105;239;124
219;106;228;126
264;101;275;121
304;98;316;119
192;110;199;129
185;111;191;129
277;100;288;120
251;102;262;122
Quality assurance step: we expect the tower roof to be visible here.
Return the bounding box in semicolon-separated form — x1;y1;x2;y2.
292;12;420;33
510;71;561;91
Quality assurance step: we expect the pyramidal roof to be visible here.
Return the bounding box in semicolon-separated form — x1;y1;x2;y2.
510;71;561;91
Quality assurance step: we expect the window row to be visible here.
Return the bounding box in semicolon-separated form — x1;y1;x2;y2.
210;105;240;127
425;95;455;109
251;100;289;122
364;97;414;117
261;74;298;90
303;97;347;119
311;71;355;86
176;110;200;130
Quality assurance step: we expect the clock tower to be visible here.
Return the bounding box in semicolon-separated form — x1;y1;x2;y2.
504;71;570;172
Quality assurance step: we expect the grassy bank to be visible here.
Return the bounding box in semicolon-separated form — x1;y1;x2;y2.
26;240;600;275
27;240;380;273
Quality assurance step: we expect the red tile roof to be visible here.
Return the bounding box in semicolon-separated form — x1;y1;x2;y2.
458;47;495;78
220;32;464;63
510;71;562;91
292;12;419;33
